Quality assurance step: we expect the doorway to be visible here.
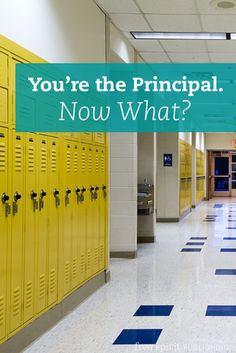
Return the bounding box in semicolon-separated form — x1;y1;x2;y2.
208;151;236;198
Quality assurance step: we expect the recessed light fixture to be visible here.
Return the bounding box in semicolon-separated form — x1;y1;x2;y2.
131;32;236;40
211;0;236;8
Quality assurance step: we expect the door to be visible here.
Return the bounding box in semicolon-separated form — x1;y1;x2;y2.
211;155;231;197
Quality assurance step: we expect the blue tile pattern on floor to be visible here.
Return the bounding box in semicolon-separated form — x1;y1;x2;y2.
215;269;236;275
214;204;223;208
134;305;174;317
181;248;202;252
185;242;205;246
113;329;162;345
226;227;236;229
190;237;207;240
223;237;236;240
206;306;236;316
221;248;236;252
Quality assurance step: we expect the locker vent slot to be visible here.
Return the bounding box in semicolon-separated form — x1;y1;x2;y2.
25;281;33;308
100;154;105;173
27;147;34;172
87;250;92;270
74;151;78;172
88;153;92;174
0;296;5;326
39;274;46;300
80;254;86;274
15;144;22;172
66;151;71;173
99;245;104;263
12;287;21;317
16;135;21;140
51;150;57;172
94;247;99;267
49;269;56;293
72;258;77;279
82;153;86;174
95;154;99;174
0;143;6;172
41;149;47;172
65;262;70;284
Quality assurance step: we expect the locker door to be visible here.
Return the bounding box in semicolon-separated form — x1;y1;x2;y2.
0;51;8;88
10;131;24;333
62;140;73;296
24;133;37;323
0;127;9;342
47;137;59;306
9;57;23;127
93;133;105;145
93;147;100;273
71;142;79;288
36;135;48;313
77;144;87;285
98;147;106;271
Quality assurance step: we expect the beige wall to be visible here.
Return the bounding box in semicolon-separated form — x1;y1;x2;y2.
0;0;106;63
205;133;236;150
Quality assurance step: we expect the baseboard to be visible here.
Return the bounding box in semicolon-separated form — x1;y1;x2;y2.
138;236;155;243
0;271;108;353
110;251;137;259
156;218;179;222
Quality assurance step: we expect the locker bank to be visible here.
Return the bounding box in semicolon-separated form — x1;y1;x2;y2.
1;1;236;353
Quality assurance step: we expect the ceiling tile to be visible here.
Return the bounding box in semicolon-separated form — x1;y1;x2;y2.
209;52;236;62
137;0;197;14
122;31;134;39
129;39;164;52
201;15;236;32
110;14;150;31
196;0;236;14
140;52;170;63
146;15;202;31
161;40;207;52
95;0;140;14
168;52;210;63
207;39;236;52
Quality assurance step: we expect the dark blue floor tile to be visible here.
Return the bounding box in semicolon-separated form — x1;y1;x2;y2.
181;248;202;252
204;220;216;222
223;237;236;240
214;204;223;208
134;305;174;317
186;242;205;246
190;237;207;240
113;329;162;345
206;306;236;316
226;227;236;229
215;269;236;275
221;248;236;252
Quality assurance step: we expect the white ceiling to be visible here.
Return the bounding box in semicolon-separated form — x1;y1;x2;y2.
94;0;236;63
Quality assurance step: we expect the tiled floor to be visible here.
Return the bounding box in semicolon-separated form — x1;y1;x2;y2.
23;198;236;353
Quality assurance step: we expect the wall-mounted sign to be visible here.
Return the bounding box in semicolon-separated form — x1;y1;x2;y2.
163;154;173;167
232;140;236;149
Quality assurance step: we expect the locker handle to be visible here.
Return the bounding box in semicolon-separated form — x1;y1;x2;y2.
90;186;95;192
75;187;81;193
82;187;86;193
14;192;22;201
95;186;99;191
31;191;37;199
102;185;107;191
40;190;47;197
0;133;5;138
1;193;9;203
54;189;59;196
66;188;71;194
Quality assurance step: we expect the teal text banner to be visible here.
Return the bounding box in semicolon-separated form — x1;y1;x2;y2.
16;63;236;132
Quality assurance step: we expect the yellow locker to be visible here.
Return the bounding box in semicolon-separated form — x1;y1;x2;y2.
36;135;48;314
9;131;24;333
62;140;73;296
23;133;37;323
93;133;105;145
92;147;100;273
80;132;93;143
0;88;8;125
76;143;87;285
98;146;106;270
9;57;23;127
71;142;80;289
0;127;9;342
47;136;59;306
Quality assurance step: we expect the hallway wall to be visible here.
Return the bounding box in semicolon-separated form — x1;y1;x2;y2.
206;133;236;150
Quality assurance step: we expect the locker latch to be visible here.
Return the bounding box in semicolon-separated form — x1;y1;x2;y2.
13;192;22;216
76;187;86;203
65;188;71;206
1;193;11;217
94;186;99;200
31;191;38;212
39;190;47;211
53;189;60;208
102;185;107;198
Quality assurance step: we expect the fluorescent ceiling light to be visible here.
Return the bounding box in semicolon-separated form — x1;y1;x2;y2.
231;33;236;39
131;32;228;40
